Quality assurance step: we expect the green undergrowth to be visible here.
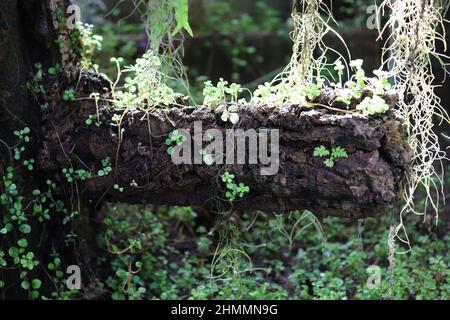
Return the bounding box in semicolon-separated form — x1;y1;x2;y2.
95;204;449;300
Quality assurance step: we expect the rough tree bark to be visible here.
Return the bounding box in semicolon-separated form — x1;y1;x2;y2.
0;0;78;168
0;1;97;298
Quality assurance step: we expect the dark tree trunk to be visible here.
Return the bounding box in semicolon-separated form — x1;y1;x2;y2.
0;0;98;299
0;0;47;167
1;0;78;168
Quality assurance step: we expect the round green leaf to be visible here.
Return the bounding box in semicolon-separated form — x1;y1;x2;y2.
21;281;30;290
32;279;42;289
8;247;19;258
19;224;31;234
18;239;28;248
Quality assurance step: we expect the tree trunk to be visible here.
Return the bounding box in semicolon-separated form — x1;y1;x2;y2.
0;0;98;298
0;0;47;167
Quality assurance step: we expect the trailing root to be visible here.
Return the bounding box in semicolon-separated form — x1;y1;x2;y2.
379;0;450;252
252;0;350;105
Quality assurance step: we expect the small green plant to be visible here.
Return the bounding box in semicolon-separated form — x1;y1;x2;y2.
62;168;74;183
130;180;138;188
13;127;31;142
114;184;124;192
220;171;250;202
313;145;330;158
313;145;348;168
335;59;365;106
350;59;366;90
28;64;46;94
217;104;239;124
165;130;186;155
98;157;112;177
334;59;345;86
253;82;273;102
85;115;102;127
226;83;243;103
77;23;103;69
303;83;321;100
331;146;348;159
203;79;244;124
62;168;91;182
63;88;76;101
203;79;228;108
334;59;393;108
372;70;392;93
356;95;390;117
13;146;25;161
48;64;62;76
108;51;176;109
335;90;353;106
33;63;43;80
22;159;35;171
203;79;247;107
75;169;91;181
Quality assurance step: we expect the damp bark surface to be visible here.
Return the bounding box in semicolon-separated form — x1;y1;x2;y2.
36;73;412;218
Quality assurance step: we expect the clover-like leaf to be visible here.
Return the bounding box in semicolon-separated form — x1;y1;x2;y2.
313;145;330;158
331;146;348;159
324;158;335;168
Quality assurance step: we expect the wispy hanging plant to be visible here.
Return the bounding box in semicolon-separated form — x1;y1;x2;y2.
378;0;450;251
126;0;193;83
252;0;350;105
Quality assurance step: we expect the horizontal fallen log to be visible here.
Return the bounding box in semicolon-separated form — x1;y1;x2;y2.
37;73;412;218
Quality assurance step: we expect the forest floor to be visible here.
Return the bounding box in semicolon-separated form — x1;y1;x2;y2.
93;168;449;300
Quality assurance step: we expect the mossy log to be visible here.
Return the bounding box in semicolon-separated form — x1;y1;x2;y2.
36;73;412;218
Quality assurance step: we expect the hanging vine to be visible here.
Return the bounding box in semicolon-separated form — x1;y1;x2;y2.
124;0;193;84
251;0;350;105
378;0;450;252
